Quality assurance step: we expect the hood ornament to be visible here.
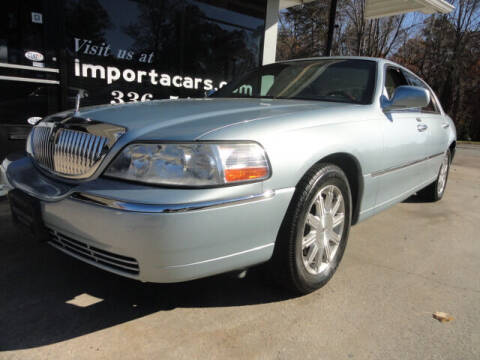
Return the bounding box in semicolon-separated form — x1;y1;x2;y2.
74;89;87;116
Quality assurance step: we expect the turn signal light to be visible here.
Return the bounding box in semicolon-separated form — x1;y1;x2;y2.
224;167;269;183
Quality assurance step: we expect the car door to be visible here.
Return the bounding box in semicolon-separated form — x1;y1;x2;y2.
402;70;449;180
375;66;429;209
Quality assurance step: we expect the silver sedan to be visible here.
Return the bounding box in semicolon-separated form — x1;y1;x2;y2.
2;57;456;294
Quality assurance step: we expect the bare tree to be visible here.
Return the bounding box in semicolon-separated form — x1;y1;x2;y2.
277;0;480;139
278;0;413;59
339;0;409;57
277;0;331;60
393;0;480;140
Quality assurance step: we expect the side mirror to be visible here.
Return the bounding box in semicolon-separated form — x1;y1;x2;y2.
382;85;430;112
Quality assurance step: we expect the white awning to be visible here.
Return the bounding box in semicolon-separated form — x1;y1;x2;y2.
279;0;315;10
279;0;454;18
365;0;454;19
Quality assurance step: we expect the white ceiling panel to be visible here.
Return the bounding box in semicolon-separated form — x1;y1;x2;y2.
365;0;454;19
277;0;454;19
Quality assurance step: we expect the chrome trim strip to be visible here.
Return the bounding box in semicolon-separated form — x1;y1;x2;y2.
70;190;278;213
369;152;444;177
164;243;275;269
0;75;59;84
0;62;60;72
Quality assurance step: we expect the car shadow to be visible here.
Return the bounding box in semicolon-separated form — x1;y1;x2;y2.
0;199;292;351
402;193;424;203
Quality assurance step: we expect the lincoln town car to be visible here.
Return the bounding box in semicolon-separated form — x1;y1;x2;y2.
2;57;456;294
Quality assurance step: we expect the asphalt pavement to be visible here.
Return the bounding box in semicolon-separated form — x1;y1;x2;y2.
0;145;479;360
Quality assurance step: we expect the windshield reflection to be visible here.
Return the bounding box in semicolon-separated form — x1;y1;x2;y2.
213;59;377;105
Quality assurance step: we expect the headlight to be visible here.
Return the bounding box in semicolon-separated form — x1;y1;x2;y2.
104;142;270;187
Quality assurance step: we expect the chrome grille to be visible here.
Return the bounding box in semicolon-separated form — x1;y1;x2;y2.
53;129;107;175
48;229;140;276
29;123;117;179
31;126;55;170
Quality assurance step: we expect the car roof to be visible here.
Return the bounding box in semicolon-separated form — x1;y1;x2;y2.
275;56;410;70
275;56;414;76
276;56;384;63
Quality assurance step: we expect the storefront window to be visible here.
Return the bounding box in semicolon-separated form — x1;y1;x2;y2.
0;0;266;159
64;0;266;106
0;0;60;157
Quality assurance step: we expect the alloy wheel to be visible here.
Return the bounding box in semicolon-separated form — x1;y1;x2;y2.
301;184;345;275
437;153;449;196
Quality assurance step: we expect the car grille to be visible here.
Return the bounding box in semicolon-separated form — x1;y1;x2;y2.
30;126;108;178
48;229;140;276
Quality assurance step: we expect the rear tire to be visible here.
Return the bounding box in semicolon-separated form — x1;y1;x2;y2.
269;163;352;295
418;150;451;202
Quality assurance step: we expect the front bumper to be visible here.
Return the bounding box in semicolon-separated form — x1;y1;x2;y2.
2;156;294;282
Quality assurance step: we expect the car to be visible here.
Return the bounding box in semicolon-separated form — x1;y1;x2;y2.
1;57;456;294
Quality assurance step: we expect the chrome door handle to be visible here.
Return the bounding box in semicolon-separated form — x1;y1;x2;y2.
417;124;428;132
442;122;450;129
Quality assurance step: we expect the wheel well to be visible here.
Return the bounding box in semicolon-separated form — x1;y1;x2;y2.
316;153;363;225
449;141;456;162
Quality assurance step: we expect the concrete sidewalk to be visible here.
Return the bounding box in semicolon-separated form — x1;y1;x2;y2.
0;146;479;360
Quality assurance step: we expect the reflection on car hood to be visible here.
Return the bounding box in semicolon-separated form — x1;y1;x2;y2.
69;98;358;140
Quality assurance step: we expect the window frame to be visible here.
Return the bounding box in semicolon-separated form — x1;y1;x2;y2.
383;65;409;101
401;69;442;115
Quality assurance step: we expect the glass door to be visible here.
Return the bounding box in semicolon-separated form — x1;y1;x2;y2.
0;0;61;160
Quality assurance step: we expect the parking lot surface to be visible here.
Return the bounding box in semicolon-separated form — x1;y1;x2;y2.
1;146;479;360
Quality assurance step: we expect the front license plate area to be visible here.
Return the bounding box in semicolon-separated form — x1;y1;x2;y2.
8;189;49;241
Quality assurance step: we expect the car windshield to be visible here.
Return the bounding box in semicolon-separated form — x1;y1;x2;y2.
212;59;377;105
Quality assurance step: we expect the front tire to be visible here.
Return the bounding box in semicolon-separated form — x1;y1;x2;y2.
269;163;352;295
418;150;451;202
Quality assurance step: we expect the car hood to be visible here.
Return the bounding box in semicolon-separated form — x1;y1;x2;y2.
66;98;358;141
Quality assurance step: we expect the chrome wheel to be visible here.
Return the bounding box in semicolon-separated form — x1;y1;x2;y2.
437;153;449;196
301;184;345;275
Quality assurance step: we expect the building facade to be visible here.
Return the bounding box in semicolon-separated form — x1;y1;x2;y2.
0;0;454;160
0;0;267;159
